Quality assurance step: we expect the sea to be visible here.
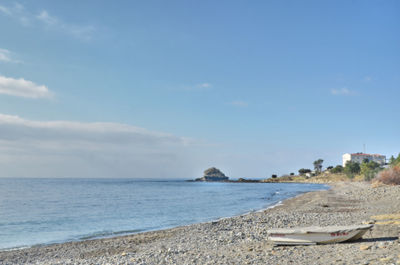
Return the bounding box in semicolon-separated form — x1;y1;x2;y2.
0;178;328;250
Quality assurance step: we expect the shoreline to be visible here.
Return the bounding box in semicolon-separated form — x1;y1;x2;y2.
0;188;322;252
0;182;327;252
1;182;400;264
0;198;288;252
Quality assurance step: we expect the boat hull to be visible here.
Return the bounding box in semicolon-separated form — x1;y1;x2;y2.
267;225;372;245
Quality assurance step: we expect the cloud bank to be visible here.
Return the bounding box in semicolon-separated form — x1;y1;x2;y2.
0;114;197;178
0;114;342;179
0;75;53;99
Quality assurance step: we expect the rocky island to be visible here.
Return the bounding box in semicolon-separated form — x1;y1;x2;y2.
195;167;229;182
192;168;264;183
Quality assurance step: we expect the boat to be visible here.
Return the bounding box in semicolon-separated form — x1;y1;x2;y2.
267;224;373;245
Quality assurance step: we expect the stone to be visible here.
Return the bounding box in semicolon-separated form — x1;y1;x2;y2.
360;245;371;251
380;257;392;262
378;242;386;249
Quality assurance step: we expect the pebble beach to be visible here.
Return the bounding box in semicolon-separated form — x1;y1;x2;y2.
1;182;400;265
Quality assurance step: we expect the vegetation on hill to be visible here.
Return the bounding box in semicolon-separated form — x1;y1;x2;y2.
389;154;400;166
313;159;324;174
374;153;400;185
330;165;343;173
360;160;381;181
270;154;400;184
298;168;311;175
375;166;400;185
343;161;361;178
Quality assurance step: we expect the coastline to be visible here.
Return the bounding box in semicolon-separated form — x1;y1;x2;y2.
0;181;325;252
1;182;400;264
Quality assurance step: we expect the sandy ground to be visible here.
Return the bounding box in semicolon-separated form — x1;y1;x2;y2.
1;181;400;264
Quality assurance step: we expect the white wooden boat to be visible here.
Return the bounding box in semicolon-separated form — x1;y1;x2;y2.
267;224;373;245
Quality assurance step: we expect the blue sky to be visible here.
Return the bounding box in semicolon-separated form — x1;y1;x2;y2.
0;0;399;178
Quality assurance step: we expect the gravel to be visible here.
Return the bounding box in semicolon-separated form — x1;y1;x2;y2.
1;182;399;265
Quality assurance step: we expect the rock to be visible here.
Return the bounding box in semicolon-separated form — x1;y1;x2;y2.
360;245;371;251
378;242;387;248
380;257;392;262
196;167;229;182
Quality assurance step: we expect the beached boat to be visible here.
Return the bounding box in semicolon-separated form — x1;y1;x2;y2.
267;224;373;245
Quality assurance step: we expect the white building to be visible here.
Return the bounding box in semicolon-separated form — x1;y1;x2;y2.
342;153;386;167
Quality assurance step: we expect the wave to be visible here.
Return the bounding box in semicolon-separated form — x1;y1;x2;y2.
79;229;144;240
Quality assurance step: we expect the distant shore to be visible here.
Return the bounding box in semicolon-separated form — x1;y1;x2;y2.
190;171;354;184
187;178;265;183
1;181;400;264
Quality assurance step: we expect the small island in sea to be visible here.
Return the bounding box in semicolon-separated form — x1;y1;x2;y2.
194;167;229;182
192;167;264;183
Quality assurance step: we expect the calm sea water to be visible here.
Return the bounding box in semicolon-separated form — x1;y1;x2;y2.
0;178;327;250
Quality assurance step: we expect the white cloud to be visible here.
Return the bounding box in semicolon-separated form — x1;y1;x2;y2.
0;3;95;41
229;100;248;107
179;82;213;91
35;9;95;41
0;3;32;26
0;114;188;145
0;114;198;178
331;87;354;96
0;75;53;99
0;5;11;15
0;48;12;62
36;10;57;25
0;48;21;63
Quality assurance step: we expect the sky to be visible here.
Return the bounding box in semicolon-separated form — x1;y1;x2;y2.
0;0;399;179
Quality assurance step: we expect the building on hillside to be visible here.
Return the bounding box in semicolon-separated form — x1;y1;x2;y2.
342;153;386;167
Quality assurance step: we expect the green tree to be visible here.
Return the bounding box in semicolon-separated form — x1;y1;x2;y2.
390;153;400;166
361;161;380;174
331;165;344;173
389;155;395;165
298;168;312;175
313;159;324;174
344;161;360;178
361;161;381;181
